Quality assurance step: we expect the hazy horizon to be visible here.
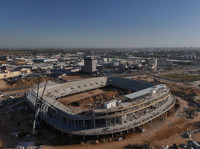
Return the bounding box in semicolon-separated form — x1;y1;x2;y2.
1;0;200;48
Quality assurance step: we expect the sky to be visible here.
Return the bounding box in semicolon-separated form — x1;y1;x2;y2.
0;0;200;48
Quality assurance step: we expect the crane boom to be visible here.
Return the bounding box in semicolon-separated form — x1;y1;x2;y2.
32;79;48;135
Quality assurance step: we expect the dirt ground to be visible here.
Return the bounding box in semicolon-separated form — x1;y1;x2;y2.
59;87;129;111
161;73;200;82
0;80;10;90
60;75;91;81
0;76;52;91
11;76;52;88
58;89;106;105
0;97;58;149
1;88;29;94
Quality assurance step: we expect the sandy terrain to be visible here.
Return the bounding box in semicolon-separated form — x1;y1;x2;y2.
58;89;106;105
0;80;10;90
60;75;91;81
59;87;128;111
1;88;29;94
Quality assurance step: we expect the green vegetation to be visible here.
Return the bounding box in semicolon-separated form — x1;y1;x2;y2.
161;73;200;81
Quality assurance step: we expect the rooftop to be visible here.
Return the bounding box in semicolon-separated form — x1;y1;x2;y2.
125;84;166;100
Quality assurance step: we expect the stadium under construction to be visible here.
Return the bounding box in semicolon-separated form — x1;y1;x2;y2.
25;77;176;139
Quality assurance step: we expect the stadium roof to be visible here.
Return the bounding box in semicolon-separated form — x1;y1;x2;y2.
125;84;165;99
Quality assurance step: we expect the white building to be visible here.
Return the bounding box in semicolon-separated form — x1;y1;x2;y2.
104;100;121;109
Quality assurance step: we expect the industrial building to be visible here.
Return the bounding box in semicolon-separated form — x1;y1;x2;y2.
26;77;175;139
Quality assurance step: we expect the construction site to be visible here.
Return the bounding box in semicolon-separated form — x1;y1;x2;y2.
1;72;200;149
26;76;176;139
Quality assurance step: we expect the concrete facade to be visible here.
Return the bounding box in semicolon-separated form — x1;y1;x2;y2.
83;57;97;73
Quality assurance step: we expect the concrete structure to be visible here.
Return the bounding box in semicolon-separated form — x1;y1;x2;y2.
33;58;58;63
148;58;157;70
188;140;200;149
83;57;97;73
157;58;173;68
26;77;175;139
104;100;120;109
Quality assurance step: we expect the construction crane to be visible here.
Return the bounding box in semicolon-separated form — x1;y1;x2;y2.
32;77;48;135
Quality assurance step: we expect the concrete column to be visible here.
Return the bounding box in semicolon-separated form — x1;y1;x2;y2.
94;119;96;128
60;116;63;123
83;120;85;129
114;118;116;125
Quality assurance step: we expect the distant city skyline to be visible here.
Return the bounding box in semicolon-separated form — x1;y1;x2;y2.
1;0;200;48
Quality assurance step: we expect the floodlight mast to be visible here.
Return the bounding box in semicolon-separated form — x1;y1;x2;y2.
32;78;48;135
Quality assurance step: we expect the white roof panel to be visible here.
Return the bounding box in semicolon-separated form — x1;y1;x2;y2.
125;84;165;99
